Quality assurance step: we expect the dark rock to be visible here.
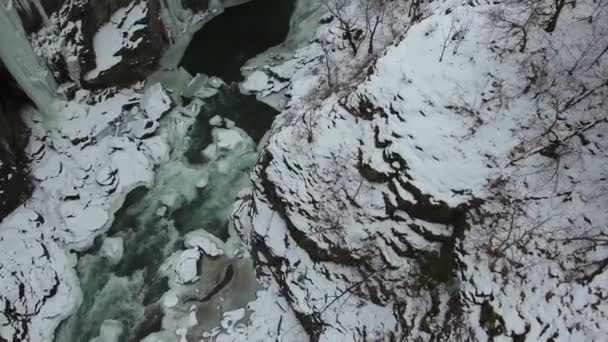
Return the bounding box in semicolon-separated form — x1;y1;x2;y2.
181;0;295;82
181;0;210;13
0;65;33;221
16;0;63;34
83;0;169;88
34;0;169;89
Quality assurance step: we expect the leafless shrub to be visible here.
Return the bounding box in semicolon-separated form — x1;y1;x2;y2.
321;0;365;55
439;10;472;62
359;0;389;54
319;39;336;88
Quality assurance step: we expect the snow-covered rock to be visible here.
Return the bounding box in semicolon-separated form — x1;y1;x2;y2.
85;2;149;81
0;227;81;342
185;230;224;257
202;127;254;160
141;83;173;120
89;320;124;342
240;70;272;93
174;249;201;285
0;83;160;341
99;237;124;265
221;0;608;341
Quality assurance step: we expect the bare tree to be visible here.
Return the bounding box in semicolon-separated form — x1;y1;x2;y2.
439;11;471;62
409;0;423;21
360;0;387;55
319;39;336;88
488;6;535;53
321;0;365;55
544;0;567;33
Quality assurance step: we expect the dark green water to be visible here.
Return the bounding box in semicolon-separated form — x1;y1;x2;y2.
54;89;266;342
185;84;277;163
181;0;295;82
54;0;294;340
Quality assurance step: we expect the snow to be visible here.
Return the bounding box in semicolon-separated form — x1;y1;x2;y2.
0;80;161;342
99;237;124;265
184;230;224;257
208;76;225;89
2;0;607;340
222;0;608;340
89;320;124;342
86;2;148;80
0;227;81;342
0;0;259;341
195;173;209;189
141;83;173;120
240;70;272;93
174;248;201;285
209;115;223;126
0;1;58;114
202;127;254;160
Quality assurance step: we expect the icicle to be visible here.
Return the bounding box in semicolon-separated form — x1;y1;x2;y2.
31;0;49;25
0;0;58;117
9;0;49;25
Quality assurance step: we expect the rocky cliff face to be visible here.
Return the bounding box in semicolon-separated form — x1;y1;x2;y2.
221;0;608;340
30;0;169;90
14;0;62;33
0;66;32;220
26;0;264;92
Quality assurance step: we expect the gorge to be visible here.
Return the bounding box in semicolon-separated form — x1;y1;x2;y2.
2;0;608;341
0;0;295;341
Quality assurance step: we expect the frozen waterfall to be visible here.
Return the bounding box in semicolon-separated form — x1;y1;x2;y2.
0;0;58;114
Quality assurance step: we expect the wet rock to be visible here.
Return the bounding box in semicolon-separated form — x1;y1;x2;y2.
181;0;210;13
0;66;32;221
14;0;63;34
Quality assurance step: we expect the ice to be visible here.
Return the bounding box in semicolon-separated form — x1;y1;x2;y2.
209;115;236;129
0;1;59;115
163;248;200;285
162;291;179;309
89;320;124;342
12;0;49;24
184;230;224;257
240;70;272;93
209;115;223;126
95;164;118;186
195;171;210;189
141;83;173;120
161;192;180;208
225;119;235;128
219;308;246;333
208;76;225;89
203;127;254;159
99;237;124;265
182;74;223;99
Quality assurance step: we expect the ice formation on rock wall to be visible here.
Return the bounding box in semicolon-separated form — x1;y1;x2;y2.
0;1;58;115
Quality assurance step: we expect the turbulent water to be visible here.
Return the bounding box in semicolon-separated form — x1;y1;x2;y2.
54;87;278;342
50;0;295;340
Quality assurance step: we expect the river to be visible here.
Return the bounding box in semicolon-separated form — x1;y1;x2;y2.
54;0;293;340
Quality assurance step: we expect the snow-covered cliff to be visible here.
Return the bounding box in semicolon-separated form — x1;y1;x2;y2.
1;0;607;341
226;0;608;340
0;1;254;341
